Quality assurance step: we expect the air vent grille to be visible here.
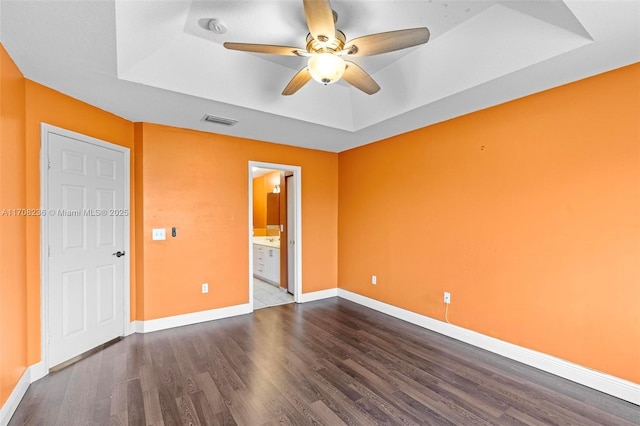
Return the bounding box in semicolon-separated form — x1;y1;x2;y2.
202;114;238;126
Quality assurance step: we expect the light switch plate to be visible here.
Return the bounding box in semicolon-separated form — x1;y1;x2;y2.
152;228;166;240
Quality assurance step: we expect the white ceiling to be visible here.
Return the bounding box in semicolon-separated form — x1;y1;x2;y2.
1;1;638;152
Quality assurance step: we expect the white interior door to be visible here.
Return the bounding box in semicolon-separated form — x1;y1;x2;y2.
47;131;127;368
286;175;296;295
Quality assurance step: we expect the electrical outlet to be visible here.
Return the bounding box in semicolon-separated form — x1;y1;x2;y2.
202;283;209;294
152;228;166;240
444;292;451;304
371;275;377;285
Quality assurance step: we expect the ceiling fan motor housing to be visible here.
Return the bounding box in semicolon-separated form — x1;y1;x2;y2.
306;30;346;54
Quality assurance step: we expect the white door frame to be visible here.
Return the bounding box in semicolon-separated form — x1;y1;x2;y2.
39;123;131;373
248;161;302;308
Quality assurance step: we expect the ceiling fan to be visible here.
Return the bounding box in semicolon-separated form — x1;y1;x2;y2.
223;0;430;95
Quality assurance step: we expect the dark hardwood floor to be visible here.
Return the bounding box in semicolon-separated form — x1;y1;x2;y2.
9;298;639;425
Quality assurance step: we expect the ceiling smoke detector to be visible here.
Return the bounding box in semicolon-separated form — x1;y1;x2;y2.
207;19;227;34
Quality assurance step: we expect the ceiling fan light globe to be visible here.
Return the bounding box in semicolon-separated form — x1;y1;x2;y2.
308;53;345;85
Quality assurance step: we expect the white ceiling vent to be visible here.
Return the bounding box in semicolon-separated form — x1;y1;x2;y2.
202;114;238;126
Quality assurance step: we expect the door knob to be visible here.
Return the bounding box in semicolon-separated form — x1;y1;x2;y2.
112;251;125;258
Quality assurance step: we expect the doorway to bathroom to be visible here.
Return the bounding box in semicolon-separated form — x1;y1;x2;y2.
248;162;301;310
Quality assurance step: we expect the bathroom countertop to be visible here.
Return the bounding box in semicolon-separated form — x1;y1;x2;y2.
253;238;280;249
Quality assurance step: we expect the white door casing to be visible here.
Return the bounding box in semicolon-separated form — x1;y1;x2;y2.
286;175;296;295
41;124;130;369
248;162;302;307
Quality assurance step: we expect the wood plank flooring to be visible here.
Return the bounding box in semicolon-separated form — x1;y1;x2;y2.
9;298;639;425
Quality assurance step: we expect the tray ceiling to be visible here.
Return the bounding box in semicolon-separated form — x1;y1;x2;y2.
1;1;638;152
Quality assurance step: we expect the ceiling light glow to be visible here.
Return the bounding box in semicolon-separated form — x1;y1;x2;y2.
308;53;345;85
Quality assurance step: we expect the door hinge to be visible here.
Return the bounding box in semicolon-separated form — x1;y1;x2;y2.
48;245;51;257
48;160;52;170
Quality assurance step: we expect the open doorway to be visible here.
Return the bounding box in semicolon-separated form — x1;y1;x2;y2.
248;162;301;310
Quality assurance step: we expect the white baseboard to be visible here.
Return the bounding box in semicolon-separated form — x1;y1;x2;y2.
0;367;30;426
132;289;340;334
299;288;338;303
133;289;339;333
134;303;252;334
125;321;136;337
28;362;46;383
337;289;640;405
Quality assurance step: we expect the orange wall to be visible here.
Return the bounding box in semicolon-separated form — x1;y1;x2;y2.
23;80;136;364
138;123;338;320
338;63;640;383
0;44;28;406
